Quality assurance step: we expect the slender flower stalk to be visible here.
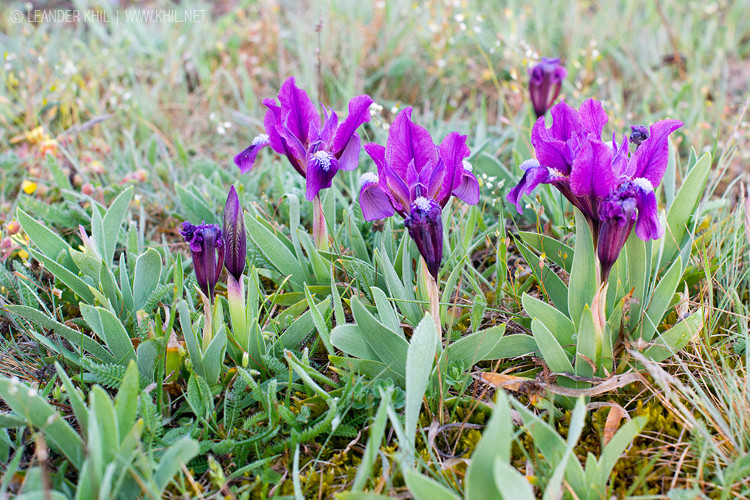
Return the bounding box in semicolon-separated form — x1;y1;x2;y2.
223;186;249;351
358;107;480;335
528;57;567;119
234;76;373;248
506;98;683;282
312;195;328;251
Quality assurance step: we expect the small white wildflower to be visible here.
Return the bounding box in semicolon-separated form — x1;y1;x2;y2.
462;160;473;172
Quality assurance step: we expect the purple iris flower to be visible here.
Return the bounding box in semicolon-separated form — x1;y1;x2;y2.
234;76;374;201
358;107;480;279
506;99;683;281
529;57;567;119
180;221;224;302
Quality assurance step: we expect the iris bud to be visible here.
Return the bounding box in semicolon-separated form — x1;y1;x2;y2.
223;186;247;282
404;197;443;280
528;57;567;119
180;221;224;302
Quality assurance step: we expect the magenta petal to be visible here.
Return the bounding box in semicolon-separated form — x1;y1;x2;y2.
386;107;438;179
305;151;339;201
549;100;582;142
337;132;361;171
364;143;386;172
452;168;480;205
628;119;684;188
438;132;471;198
569;137;616;198
634;183;664;241
263;99;285;154
318;107;338;144
332;94;373;156
578;98;609;138
278;76;320;146
279;134;306;177
234;135;270;174
359;175;396;221
531;117;572;174
426;158;446;199
506;162;551;214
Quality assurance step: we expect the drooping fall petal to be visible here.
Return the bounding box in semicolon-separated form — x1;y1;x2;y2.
359;172;396;221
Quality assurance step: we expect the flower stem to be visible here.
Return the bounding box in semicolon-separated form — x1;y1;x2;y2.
199;291;213;351
313;195;329;251
227;274;248;352
422;258;441;337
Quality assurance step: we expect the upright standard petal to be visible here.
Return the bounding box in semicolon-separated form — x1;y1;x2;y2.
332;94;374;157
359;172;396;221
578;98;609;138
337;132;361;171
404;197;444;279
627;119;683;187
531;117;574;174
305;150;339;201
386;107;438;179
365;142;409;213
436;132;471;206
263;99;285;154
223;186;247;281
277;76;320;146
569;136;617;199
549;100;582;143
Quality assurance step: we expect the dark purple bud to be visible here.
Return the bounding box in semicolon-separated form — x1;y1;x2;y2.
404;197;443;280
629;125;649;147
180;221;224;302
223;186;246;282
528;57;567;119
597;184;637;282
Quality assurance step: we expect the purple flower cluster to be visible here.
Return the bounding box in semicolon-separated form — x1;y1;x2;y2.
180;221;224;301
506;99;683;280
181;186;247;301
234;77;373;201
358;107;480;279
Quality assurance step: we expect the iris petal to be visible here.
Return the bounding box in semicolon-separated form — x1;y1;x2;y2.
359;174;396;221
633;181;664;240
305;151;339;201
506;162;552;214
332;94;374;157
